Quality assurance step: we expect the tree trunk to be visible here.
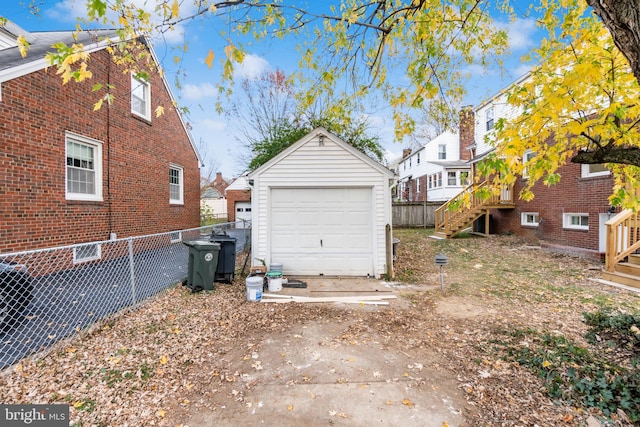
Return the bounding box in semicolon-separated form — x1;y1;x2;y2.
587;0;640;84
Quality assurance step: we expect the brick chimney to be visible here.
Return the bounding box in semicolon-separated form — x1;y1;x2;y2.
458;106;475;161
402;148;412;159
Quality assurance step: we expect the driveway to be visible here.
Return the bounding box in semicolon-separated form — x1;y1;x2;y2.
169;278;469;427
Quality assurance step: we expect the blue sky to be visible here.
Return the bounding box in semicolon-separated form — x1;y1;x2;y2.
2;1;544;178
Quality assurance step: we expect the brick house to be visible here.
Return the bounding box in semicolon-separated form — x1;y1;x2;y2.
0;21;202;254
435;74;614;260
225;175;252;224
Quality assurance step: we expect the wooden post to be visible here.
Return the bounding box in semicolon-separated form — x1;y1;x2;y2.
385;224;394;279
485;209;490;236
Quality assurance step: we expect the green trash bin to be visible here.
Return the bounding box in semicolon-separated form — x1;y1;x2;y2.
183;240;220;291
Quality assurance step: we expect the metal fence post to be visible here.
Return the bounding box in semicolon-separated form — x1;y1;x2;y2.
128;237;137;306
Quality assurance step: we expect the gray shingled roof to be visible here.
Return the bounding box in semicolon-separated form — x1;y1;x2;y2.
0;20;119;73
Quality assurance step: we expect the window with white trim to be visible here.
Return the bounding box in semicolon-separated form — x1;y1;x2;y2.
486;106;495;131
447;172;457;186
66;133;103;201
170;231;182;243
417;152;421;164
460;171;469;186
131;74;151;120
436;172;442;187
563;213;589;230
169;164;184;204
438;144;446;160
581;163;610;178
521;212;540;227
522;150;536;178
73;243;101;264
416;178;421;194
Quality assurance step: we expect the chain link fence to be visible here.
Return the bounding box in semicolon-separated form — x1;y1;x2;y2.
0;221;251;369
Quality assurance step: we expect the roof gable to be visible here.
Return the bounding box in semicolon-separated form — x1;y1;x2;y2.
248;127;394;178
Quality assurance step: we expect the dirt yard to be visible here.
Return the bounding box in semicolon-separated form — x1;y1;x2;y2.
1;229;639;426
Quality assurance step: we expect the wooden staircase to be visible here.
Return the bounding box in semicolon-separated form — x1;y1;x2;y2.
603;209;640;289
433;181;515;239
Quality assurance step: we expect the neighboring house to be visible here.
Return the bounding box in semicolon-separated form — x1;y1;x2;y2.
435;74;614;261
200;187;227;220
0;21;202;255
248;128;395;278
210;172;230;195
397;116;472;203
225;174;252;225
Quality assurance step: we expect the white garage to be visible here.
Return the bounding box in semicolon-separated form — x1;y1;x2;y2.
248;128;395;278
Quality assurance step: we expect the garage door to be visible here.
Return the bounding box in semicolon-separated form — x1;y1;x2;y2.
235;201;252;228
270;187;373;276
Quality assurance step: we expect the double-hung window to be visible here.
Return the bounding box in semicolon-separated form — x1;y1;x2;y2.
438;144;446;160
66;133;103;201
522;150;536;179
170;164;184;204
486;106;495;131
447;172;457;186
581;163;610;178
131;74;151;120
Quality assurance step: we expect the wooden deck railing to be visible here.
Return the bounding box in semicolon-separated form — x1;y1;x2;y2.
605;209;640;272
434;181;514;236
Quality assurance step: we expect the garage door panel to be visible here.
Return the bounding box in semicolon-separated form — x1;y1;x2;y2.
270;188;373;276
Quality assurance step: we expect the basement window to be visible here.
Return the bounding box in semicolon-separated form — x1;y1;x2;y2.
73;243;101;264
521;212;540;227
563;213;589;230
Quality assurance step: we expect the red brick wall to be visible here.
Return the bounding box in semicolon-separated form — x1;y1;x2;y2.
458;107;474;161
490;162;613;257
226;189;251;221
0;48;200;253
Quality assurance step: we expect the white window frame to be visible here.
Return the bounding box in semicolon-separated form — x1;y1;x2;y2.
521;212;540;227
417;152;421;164
73;243;102;264
437;172;442;188
169;231;182;243
131;73;151;120
170;164;184;205
447;171;457;186
65;132;103;202
486;106;495;131
416;177;421;194
581;163;610;178
563;213;589;230
522;150;536;179
438;144;446;160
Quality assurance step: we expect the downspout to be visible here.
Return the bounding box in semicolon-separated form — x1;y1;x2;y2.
106;57;114;239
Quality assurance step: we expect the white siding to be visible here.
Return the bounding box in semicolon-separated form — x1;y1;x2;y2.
249;130;393;278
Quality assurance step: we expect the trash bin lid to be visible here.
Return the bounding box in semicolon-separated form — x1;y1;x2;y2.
184;240;220;250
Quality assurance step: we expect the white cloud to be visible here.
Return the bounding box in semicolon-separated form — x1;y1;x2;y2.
233;54;270;80
500;18;538;51
182;82;217;100
200;118;227;132
46;0;190;44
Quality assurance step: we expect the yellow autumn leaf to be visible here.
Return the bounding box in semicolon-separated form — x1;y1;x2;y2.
287;404;294;411
157;409;166;418
170;0;180;19
402;398;414;407
17;35;29;58
205;49;215;69
155;105;165;117
542;360;551;368
160;355;168;365
93;98;104;111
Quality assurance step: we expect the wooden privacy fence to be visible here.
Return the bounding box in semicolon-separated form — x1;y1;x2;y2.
392;201;443;228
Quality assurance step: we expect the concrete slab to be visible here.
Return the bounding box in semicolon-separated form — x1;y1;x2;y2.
179;277;469;426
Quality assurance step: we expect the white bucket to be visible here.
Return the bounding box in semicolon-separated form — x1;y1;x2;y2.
267;272;282;292
246;276;263;302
